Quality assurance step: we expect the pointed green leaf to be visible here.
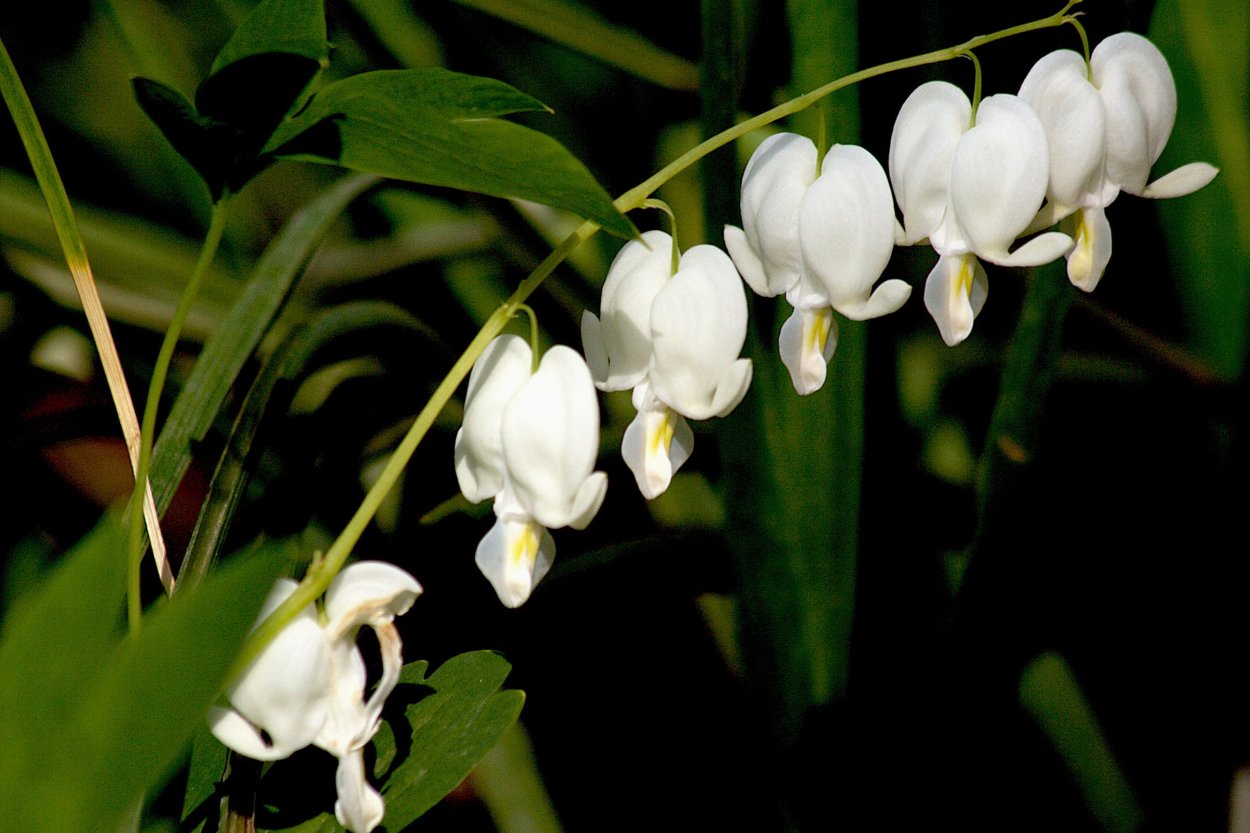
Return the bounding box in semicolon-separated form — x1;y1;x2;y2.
266;68;635;238
132;76;235;198
210;0;329;74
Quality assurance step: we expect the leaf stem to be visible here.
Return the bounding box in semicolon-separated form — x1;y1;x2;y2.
233;0;1081;674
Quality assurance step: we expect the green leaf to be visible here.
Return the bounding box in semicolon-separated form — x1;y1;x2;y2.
210;0;329;76
132;76;236;198
1020;653;1143;833
0;519;283;832
266;68;635;238
149;174;378;515
135;0;329;197
1151;0;1250;378
0;518;127;818
381;652;525;827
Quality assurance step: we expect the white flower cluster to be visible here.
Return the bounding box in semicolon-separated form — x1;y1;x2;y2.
453;31;1215;608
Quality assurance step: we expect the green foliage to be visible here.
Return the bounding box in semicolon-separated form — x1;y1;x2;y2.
133;0;329;198
149;174;378;515
265;68;635;238
376;651;525;829
262;651;524;833
0;518;283;833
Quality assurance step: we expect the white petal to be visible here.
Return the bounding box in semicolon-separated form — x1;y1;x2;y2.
316;639;369;757
1092;32;1177;195
799;144;901;319
334;749;386;833
778;304;838;395
724;225;770;296
648;244;751;420
475;515;555;607
580;311;609;387
500;346;605;529
590;230;673;390
211;579;330;761
736;132;818;297
988;231;1074;268
1066;206;1113;291
1018;48;1108;212
454;335;533;503
951;94;1051;261
923;252;987;346
621;398;694;499
889;81;971;245
1141;161;1219;199
324;561;422;636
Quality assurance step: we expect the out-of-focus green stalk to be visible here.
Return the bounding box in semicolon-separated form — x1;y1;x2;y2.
1020;653;1143;833
470;724;564;833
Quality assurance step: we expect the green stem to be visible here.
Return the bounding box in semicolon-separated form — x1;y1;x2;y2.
233;0;1082;675
126;196;232;633
967;50;983;123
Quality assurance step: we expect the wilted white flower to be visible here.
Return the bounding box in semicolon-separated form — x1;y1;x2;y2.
209;562;422;833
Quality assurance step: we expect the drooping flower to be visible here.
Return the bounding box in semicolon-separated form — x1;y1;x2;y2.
889;83;1074;345
1018;32;1219;290
725;133;909;393
583;235;752;498
455;335;607;606
209;562;422;833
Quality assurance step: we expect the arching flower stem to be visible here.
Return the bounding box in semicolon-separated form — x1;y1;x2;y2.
641;198;682;272
966;50;984;124
515;304;542;372
234;0;1084;678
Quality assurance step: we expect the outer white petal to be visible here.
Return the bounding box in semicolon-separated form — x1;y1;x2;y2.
734;132;818;297
334;749;386;833
1018;49;1108;213
724;225;769;296
621;390;694;499
951;94;1052;263
454;335;532;503
501;346;606;530
648;245;752;420
1141;161;1220;199
1067;206;1113;291
923;252;988;346
209;579;330;761
474;515;555;608
778;304;838;395
588;230;673;390
889;81;971;245
799;144;907;320
321;562;422;748
1092;32;1177;195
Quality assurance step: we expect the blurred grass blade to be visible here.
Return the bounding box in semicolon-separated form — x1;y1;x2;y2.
1020;653;1142;833
343;0;445;68
470;723;564;833
149;174;378;514
0;35;170;588
178;301;435;590
449;0;698;91
1150;0;1250;379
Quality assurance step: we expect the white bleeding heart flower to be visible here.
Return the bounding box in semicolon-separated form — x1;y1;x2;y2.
1019;32;1219;290
457;335;607;606
890;82;1074;345
584;235;752;498
725;133;908;393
